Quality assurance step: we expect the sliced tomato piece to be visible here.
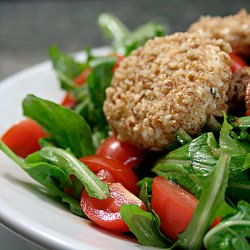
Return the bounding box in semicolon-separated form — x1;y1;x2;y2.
96;136;145;169
151;177;198;241
95;169;116;183
80;155;139;195
81;182;146;232
74;67;91;86
230;52;247;73
1;119;46;158
61;92;76;108
151;177;221;241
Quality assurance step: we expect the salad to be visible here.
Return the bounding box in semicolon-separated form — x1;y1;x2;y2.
1;11;250;250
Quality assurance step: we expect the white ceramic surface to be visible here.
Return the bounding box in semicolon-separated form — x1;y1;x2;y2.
0;48;153;250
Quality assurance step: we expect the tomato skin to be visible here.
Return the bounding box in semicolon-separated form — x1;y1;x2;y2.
151;177;198;241
80;182;146;232
96;136;145;169
95;169;116;183
230;52;247;73
61;92;76;108
80;155;139;195
1;119;46;158
74;67;91;86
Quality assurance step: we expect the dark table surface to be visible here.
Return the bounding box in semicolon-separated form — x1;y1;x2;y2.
1;0;250;249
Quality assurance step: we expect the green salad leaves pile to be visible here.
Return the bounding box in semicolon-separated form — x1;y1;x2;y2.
0;13;249;250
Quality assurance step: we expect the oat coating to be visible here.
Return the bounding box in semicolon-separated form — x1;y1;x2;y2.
228;66;250;113
188;9;250;59
103;32;232;150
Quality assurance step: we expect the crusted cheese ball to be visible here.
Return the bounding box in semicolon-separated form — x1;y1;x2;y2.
228;66;250;113
103;32;232;150
188;9;250;59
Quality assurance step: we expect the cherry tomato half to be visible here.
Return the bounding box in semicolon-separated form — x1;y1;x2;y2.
151;177;221;241
80;155;139;195
81;182;146;232
96;136;145;169
230;52;247;73
151;177;198;241
1;119;46;158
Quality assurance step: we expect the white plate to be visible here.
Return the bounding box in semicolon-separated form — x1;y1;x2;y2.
0;47;153;250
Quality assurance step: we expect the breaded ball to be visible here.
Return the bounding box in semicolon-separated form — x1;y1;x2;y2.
228;66;250;114
103;32;232;150
188;9;250;59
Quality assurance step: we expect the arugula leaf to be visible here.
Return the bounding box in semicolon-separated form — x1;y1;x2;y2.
153;117;250;196
49;45;87;90
232;115;250;130
88;56;116;108
120;204;173;248
176;128;193;145
98;13;165;55
227;172;250;203
178;153;231;250
22;94;95;157
98;13;129;53
152;133;218;196
39;146;110;199
220;114;250;155
0;140;84;217
72;56;116;147
204;201;250;250
139;181;152;211
122;21;166;55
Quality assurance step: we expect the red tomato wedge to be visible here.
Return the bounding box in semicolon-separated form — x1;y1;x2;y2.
151;177;221;241
61;92;76;108
74;67;91;86
95;169;116;183
151;177;198;241
96;136;145;168
61;67;91;108
230;52;247;73
80;155;139;195
81;182;146;232
1;119;46;158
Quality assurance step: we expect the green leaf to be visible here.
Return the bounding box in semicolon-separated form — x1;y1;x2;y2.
178;153;231;250
123;21;166;55
152;133;217;195
87;56;116;109
73;56;115;128
39;147;110;199
98;13;129;46
220;114;250;155
204;201;250;250
22;94;95;157
0;140;85;217
120;204;173;248
49;45;86;90
227;172;250;203
139;181;151;211
98;13;165;55
176;128;192;145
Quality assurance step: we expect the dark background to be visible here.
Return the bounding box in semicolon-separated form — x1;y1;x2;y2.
1;0;250;81
1;0;250;249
